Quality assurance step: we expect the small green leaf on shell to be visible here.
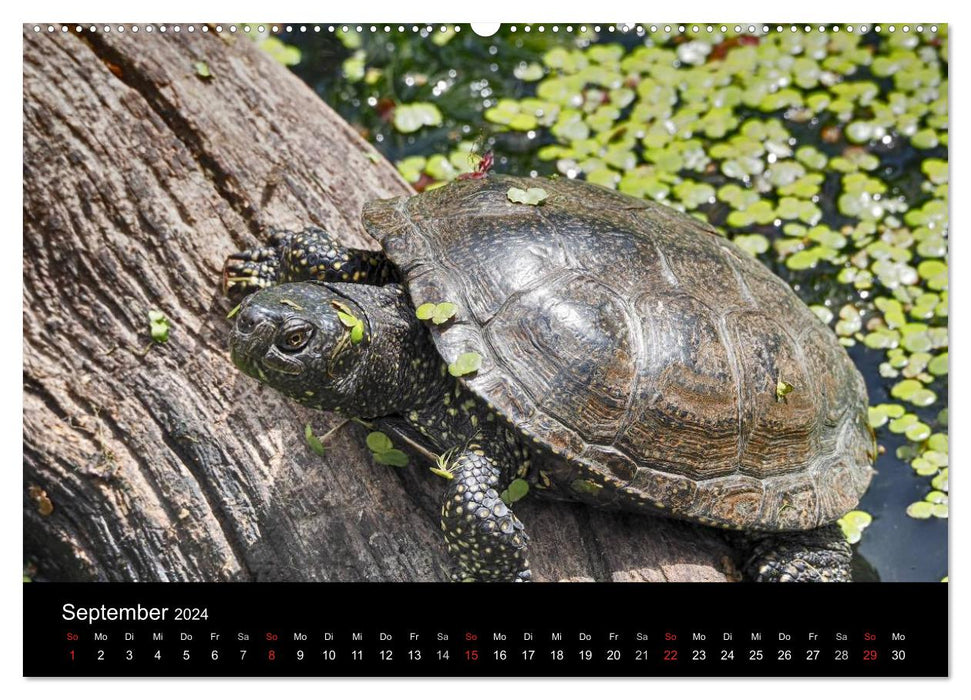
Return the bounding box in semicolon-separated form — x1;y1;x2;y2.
350;321;364;344
194;61;212;79
448;352;482;377
416;303;437;320
432;302;458;325
507;186;549;206
776;379;794;401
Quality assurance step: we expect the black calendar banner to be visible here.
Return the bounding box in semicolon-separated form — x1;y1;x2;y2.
24;582;946;677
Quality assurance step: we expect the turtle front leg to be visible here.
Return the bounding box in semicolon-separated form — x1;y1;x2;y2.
223;226;398;298
739;524;852;582
442;447;531;582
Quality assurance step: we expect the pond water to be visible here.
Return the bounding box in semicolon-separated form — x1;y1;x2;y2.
281;24;948;582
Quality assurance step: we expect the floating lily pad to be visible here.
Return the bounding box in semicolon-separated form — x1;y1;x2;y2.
838;510;873;544
393;103;444;134
905;501;933;519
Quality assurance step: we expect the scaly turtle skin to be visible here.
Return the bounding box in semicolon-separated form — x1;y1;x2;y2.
225;175;875;582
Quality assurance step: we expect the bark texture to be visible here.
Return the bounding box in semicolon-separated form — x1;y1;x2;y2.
22;26;733;582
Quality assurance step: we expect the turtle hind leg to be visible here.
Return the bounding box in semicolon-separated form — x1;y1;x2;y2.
223;226;399;299
442;446;531;582
737;523;852;582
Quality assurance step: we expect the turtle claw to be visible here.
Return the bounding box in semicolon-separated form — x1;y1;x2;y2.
222;250;281;298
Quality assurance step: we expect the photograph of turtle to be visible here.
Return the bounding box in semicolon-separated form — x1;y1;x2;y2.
223;174;874;583
23;23;947;584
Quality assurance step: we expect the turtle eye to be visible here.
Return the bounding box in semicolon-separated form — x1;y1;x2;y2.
278;322;314;352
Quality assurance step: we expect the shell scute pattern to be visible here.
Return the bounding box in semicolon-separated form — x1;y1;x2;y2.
363;175;875;531
621;292;740;480
722;310;819;476
485;273;638;446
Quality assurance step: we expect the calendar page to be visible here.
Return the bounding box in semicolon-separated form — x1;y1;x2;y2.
22;21;948;678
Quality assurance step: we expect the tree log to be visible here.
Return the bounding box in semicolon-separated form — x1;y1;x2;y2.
22;26;733;582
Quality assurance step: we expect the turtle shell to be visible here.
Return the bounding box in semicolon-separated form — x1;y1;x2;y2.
363;175;875;531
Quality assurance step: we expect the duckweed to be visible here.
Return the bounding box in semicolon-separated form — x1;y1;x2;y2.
366;431;409;467
448;352;483;377
507;186;549;205
148;310;170;343
304;423;327;456
838;510;873;545
501;478;530;506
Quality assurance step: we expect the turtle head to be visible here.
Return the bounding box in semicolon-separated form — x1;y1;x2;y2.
229;281;441;417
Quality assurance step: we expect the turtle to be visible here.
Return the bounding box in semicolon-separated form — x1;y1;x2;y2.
223;174;876;583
